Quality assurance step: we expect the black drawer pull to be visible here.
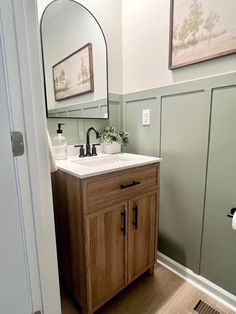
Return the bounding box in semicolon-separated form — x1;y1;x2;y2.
227;207;236;218
133;205;138;229
120;180;140;189
121;210;126;235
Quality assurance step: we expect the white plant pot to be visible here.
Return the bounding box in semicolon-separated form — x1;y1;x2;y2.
103;142;121;154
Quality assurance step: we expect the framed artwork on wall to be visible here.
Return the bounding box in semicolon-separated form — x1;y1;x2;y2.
169;0;236;69
52;43;94;101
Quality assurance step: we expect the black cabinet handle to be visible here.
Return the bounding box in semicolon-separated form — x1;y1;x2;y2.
121;210;126;235
227;207;236;218
120;180;140;189
133;205;138;229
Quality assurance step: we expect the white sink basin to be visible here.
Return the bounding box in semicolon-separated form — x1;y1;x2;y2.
71;154;136;168
56;153;162;178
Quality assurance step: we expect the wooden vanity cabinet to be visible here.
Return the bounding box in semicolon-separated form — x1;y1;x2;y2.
52;163;160;314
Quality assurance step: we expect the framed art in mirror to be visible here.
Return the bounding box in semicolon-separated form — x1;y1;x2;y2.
53;43;94;101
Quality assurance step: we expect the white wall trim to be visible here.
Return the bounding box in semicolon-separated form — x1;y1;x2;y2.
10;0;61;312
157;252;236;312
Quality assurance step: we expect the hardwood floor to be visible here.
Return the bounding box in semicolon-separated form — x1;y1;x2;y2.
60;264;234;314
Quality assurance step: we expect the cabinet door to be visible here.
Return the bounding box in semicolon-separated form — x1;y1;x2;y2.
86;203;127;310
128;191;158;282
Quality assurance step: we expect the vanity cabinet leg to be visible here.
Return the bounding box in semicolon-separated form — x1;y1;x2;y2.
148;265;155;276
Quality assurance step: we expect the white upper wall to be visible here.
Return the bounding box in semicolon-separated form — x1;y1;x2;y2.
37;0;122;94
122;0;236;94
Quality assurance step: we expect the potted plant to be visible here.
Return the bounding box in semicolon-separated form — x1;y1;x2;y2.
100;126;129;154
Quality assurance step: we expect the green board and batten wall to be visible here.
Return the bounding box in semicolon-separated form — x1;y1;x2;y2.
47;93;123;145
123;72;236;296
200;85;236;295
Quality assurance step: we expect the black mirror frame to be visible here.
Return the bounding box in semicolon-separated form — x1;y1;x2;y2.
40;0;109;120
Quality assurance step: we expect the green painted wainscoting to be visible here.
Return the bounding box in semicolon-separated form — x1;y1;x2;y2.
160;90;209;273
200;85;236;296
47;93;122;145
123;72;236;294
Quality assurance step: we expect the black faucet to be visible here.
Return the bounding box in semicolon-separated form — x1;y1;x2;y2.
86;127;100;156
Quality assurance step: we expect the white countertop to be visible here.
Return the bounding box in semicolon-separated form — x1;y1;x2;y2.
56;153;162;179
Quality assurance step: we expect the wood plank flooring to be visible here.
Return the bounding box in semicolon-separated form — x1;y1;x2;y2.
61;264;234;314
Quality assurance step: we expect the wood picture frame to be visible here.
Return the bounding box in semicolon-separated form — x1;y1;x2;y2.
52;43;94;101
169;0;236;69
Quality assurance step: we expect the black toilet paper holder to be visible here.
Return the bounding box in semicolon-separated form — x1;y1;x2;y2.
227;207;236;218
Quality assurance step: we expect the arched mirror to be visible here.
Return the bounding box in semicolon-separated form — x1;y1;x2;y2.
40;0;109;119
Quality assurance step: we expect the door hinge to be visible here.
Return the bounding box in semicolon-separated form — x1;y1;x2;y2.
11;131;24;157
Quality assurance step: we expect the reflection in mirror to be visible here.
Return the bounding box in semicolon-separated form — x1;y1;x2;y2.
41;0;109;119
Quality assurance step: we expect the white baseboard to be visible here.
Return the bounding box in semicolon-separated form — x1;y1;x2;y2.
157;252;236;312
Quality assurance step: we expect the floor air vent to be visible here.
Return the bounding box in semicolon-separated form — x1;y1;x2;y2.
194;300;221;314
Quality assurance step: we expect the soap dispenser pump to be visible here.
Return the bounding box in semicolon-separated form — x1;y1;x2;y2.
53;123;67;160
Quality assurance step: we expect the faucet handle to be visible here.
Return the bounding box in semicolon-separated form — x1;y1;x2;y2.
91;143;100;156
74;144;85;157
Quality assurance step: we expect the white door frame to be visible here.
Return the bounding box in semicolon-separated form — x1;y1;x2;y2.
1;0;61;312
